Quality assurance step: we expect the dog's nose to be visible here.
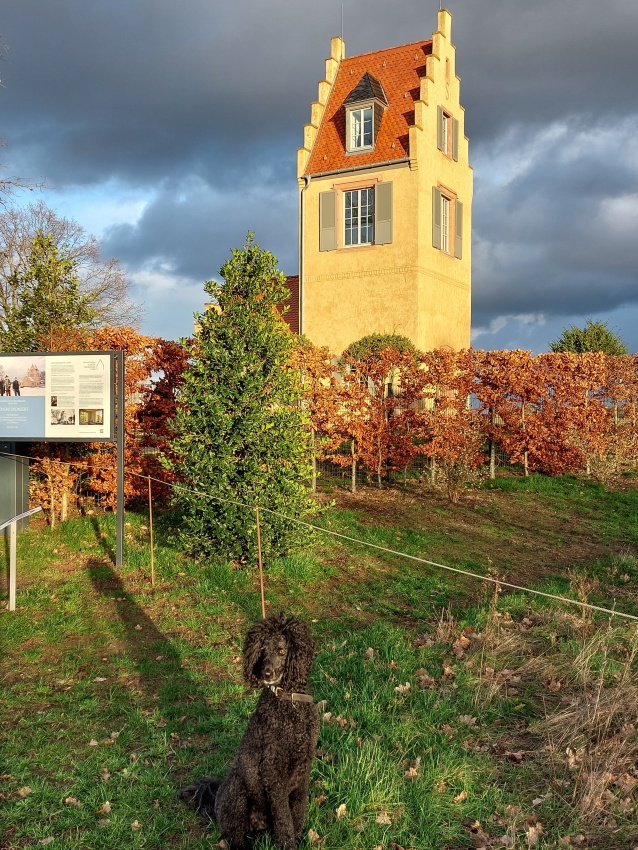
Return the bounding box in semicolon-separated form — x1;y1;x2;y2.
262;660;274;678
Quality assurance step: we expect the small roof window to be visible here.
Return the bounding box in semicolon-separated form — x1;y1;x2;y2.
344;73;388;153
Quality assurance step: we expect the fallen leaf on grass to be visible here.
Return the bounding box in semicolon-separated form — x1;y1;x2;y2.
526;822;543;847
394;682;411;695
615;773;638;793
96;801;112;815
89;739;99;747
453;790;467;802
415;668;437;689
544;677;562;692
453;634;471;657
131;820;141;831
363;647;375;662
99;769;111;781
335;803;347;820
17;786;31;798
65;796;82;808
619;796;634;813
375;811;392;825
308;829;322;846
38;838;54;846
468;820;492;849
458;715;477;727
93;677;107;683
314;794;328;806
558;837;586;847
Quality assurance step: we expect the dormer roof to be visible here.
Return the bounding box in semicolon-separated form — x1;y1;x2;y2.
343;72;388;107
304;39;433;176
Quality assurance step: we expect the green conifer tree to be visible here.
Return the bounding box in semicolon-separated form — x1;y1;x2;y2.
169;236;315;563
0;231;96;352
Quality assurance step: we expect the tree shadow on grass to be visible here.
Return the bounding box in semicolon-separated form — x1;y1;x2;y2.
87;513;117;563
85;557;234;787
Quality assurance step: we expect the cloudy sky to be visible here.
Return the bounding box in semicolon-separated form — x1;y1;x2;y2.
2;0;638;352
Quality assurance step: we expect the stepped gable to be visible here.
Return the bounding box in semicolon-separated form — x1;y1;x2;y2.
304;39;433;176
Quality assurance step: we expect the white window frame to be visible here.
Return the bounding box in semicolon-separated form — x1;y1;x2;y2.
347;106;373;152
440;194;450;253
440;111;450;155
344;187;375;246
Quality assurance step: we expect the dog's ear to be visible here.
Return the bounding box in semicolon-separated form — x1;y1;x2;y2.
242;619;269;688
281;618;315;690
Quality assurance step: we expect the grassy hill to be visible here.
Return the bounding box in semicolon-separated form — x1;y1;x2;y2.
1;475;637;849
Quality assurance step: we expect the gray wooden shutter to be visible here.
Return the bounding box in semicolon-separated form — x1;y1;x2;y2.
374;181;393;245
454;200;463;259
432;186;442;249
437;106;445;152
319;191;337;251
452;117;459;161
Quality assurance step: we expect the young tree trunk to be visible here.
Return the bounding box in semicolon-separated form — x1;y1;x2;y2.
311;428;317;493
351;440;356;494
521;403;529;477
489;408;496;479
49;477;56;529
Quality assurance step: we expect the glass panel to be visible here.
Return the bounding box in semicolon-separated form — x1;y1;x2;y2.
363;108;373;147
350;107;373;149
441;113;449;154
345;191;359;246
441;195;450;253
344;188;374;246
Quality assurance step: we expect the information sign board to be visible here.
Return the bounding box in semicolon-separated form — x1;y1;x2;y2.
0;351;114;441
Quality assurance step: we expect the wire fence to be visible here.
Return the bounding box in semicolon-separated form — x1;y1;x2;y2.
315;442;517;490
3;449;638;625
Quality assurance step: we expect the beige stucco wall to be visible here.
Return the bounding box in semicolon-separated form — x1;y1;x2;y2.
298;10;472;357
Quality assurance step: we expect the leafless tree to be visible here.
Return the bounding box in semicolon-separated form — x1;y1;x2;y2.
0;201;141;328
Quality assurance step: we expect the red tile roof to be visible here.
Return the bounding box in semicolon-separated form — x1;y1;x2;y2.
304;40;432;176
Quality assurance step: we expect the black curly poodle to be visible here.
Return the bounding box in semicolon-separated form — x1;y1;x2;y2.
182;613;319;849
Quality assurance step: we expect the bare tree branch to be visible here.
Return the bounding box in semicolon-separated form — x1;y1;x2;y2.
0;201;142;328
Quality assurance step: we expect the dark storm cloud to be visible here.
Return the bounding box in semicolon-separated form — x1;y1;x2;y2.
102;175;299;280
5;0;637;187
3;0;638;349
471;115;638;330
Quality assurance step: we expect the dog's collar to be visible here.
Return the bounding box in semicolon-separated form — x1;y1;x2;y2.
266;684;314;704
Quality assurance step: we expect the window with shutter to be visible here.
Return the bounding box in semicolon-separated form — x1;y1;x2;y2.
454;200;463;259
437;107;459;161
319;191;337;252
433;187;462;258
374;182;393;245
432;186;442;250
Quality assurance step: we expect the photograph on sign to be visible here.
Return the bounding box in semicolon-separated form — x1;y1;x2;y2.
0;352;114;441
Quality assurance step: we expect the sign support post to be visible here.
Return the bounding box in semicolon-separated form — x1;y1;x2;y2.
116;351;125;568
9;521;16;610
1;507;43;611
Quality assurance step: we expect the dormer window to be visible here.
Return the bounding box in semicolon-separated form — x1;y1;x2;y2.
344;72;388;154
349;106;373;150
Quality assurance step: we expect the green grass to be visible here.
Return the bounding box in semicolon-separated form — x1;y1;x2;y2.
2;479;638;848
